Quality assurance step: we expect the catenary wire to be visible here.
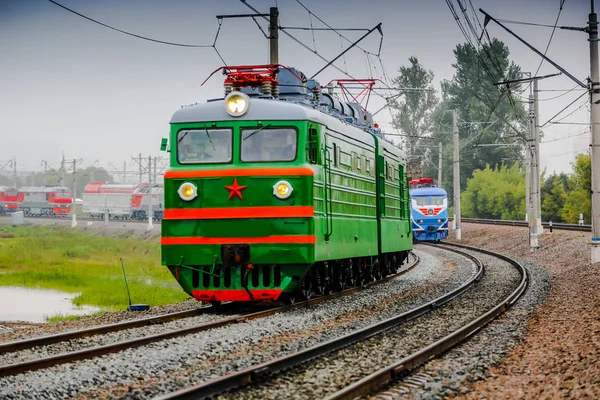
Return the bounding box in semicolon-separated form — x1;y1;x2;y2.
47;0;213;48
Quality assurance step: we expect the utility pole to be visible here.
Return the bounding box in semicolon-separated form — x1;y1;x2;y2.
529;83;539;248
525;73;532;223
437;142;443;187
153;157;158;185
147;156;153;231
12;157;17;187
59;154;65;187
453;110;461;240
42;160;48;186
533;78;543;235
269;7;279;64
123;161;127;184
590;0;600;263
71;159;77;228
139;153;143;185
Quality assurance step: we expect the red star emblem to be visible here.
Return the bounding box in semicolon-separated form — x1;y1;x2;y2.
224;178;247;200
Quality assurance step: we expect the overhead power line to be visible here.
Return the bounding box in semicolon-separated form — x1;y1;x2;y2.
48;0;213;48
533;0;566;78
541;90;589;127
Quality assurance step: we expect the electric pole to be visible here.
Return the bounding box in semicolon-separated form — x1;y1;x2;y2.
590;0;600;263
71;159;77;228
12;157;17;187
529;83;539;248
533;79;543;235
453;110;461;240
147;156;153;231
59;154;65;187
139;153;143;185
525;73;532;223
269;7;279;64
123;161;127;184
438;142;443;187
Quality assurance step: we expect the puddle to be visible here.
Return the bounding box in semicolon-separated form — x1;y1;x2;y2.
0;287;101;323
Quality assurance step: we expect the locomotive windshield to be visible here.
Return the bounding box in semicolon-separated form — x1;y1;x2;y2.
430;196;445;206
177;128;232;164
55;193;71;198
413;196;429;206
241;127;297;162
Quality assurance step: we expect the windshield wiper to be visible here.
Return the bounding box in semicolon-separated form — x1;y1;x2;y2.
204;127;216;150
243;124;271;141
178;131;189;143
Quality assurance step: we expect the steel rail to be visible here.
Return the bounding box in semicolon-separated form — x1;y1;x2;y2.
0;253;420;378
155;247;483;400
325;242;528;400
452;217;591;232
0;307;212;354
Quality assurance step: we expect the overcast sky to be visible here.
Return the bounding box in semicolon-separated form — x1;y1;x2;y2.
0;0;592;179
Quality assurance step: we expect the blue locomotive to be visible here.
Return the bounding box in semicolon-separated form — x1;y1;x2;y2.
409;178;449;242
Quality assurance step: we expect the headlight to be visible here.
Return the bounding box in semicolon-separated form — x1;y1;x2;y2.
273;180;293;199
224;91;249;117
178;182;198;201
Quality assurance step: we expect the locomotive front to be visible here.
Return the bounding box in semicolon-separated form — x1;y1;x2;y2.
410;179;449;242
161;91;316;303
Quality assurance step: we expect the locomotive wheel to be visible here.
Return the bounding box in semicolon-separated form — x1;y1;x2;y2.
300;275;314;300
335;265;347;292
318;264;331;296
281;293;297;305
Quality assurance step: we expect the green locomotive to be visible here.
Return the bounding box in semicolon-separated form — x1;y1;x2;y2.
161;65;412;303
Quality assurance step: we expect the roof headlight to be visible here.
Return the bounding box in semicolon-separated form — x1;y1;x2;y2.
178;182;198;201
273;180;293;199
224;91;249;117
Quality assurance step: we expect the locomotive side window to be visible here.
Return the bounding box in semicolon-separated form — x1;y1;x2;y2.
430;196;445;206
241;127;297;162
177;128;232;164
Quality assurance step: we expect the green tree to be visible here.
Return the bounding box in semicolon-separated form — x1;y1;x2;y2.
462;162;526;220
424;39;527;203
561;154;591;223
541;173;569;223
391;56;438;160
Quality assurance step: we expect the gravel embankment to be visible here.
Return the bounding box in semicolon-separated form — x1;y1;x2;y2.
222;246;521;400
445;224;599;399
0;249;472;399
370;252;549;400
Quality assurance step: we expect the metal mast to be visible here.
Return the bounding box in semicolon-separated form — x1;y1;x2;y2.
590;0;600;263
453;110;461;240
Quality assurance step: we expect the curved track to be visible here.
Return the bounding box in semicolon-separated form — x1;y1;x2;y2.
154;246;486;400
0;253;419;378
324;242;528;400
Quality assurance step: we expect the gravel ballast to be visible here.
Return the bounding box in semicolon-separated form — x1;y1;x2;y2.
370;253;549;400
218;244;520;400
445;224;599;399
0;250;474;399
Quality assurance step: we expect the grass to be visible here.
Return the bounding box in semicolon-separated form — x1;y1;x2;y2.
0;224;190;315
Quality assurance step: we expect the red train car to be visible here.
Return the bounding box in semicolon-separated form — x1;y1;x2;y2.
17;186;73;216
0;186;20;214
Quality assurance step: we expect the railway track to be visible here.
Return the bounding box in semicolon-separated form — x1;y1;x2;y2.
0;253;420;378
154;245;490;400
455;217;591;232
